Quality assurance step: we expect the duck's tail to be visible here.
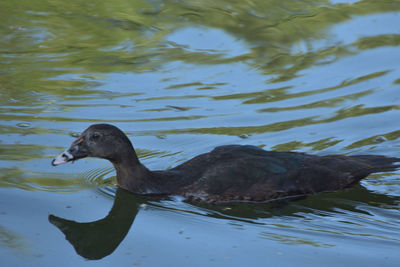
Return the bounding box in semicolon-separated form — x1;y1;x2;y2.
349;155;400;178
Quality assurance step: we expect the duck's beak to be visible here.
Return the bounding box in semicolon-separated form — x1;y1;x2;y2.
52;138;87;166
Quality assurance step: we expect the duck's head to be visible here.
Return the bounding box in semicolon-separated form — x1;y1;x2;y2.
52;124;135;166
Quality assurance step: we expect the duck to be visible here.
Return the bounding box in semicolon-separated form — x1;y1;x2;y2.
52;124;400;203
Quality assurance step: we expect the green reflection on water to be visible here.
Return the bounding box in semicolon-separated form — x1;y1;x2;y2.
215;71;389;105
260;231;335;248
0;226;29;253
356;34;400;50
2;0;400;100
259;90;373;112
272;137;342;151
160;103;400;136
346;130;400;149
0;167;88;192
0;144;52;161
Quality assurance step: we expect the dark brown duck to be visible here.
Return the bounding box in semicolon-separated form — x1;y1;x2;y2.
52;124;400;203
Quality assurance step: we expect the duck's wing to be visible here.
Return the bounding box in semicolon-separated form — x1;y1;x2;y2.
173;146;400;202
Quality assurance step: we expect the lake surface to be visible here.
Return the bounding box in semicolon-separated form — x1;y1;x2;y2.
1;0;400;266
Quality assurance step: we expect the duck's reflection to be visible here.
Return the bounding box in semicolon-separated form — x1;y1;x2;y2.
49;188;143;260
49;185;400;260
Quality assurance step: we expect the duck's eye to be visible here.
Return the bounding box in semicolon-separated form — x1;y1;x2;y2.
91;133;101;141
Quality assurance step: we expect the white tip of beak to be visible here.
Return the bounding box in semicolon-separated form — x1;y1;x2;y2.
51;150;74;166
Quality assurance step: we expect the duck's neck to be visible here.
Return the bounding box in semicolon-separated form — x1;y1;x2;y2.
111;149;166;195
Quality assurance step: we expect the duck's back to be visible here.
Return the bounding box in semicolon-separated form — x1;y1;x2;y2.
170;145;400;202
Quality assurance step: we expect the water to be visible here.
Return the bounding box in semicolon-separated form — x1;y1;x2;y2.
1;0;400;266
